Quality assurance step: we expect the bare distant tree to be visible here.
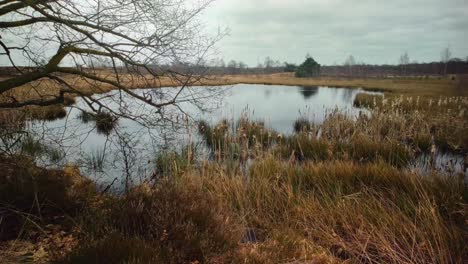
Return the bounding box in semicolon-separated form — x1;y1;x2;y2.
264;56;274;69
219;58;226;68
344;55;356;77
0;0;223;121
226;60;238;74
441;47;452;75
238;61;247;72
399;52;410;76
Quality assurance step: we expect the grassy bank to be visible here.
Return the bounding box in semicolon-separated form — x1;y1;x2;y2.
1;106;467;262
1;151;466;263
225;73;468;96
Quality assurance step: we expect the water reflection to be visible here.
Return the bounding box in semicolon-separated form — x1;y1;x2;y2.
11;84;383;189
409;152;466;182
6;84;466;190
216;84;371;132
298;86;318;99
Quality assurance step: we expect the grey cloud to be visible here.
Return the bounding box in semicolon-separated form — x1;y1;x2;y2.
203;0;468;65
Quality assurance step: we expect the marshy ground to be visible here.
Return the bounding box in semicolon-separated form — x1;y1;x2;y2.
0;74;467;263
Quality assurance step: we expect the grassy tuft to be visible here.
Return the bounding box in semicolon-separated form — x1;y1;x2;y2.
276;134;331;161
78;111;117;135
293;117;312;133
154;145;194;177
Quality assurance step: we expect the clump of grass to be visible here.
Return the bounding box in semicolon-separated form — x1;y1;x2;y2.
0;109;27;129
353;93;382;108
293;117;312;133
154;145;195;177
85;148;106;172
353;94;468;153
412;132;433;153
78;111;117;135
276;134;331;161
236;117;276;148
63;95;76;106
94;112;116;135
77;111;94;124
337;134;413;167
198;118;277;161
20;134;46;157
48;147;65;163
20;135;64;162
28;105;68;121
197;119;229;151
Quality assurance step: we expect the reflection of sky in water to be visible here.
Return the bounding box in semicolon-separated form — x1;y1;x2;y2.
202;85;374;132
27;84;465;189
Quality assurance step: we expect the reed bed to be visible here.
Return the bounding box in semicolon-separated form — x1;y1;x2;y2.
354;93;468;153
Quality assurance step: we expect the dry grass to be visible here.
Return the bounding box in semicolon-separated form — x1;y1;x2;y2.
0;156;96;241
1;72;467;262
1;72;466;105
224;73;468;96
73;179;242;263
1;145;466;263
353;94;468;153
183;157;466;263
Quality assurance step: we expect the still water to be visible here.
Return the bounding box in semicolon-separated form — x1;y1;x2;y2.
22;84;464;189
25;84;374;186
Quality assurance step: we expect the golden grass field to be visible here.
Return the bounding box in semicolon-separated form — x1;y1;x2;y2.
1;72;467;106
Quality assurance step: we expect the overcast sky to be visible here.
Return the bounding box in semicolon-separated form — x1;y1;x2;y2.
202;0;468;66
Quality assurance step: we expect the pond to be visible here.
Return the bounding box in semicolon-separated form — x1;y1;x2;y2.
15;84;465;189
21;85;373;185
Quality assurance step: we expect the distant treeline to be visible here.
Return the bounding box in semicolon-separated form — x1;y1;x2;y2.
205;60;468;77
2;60;468;78
320;61;468;77
174;59;468;77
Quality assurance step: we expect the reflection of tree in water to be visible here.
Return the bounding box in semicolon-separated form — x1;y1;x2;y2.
299;86;319;99
264;89;272;98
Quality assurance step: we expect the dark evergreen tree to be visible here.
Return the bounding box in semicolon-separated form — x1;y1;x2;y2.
295;56;321;77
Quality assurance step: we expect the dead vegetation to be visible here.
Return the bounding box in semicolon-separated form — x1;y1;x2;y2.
1;151;465;263
0;73;467;263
